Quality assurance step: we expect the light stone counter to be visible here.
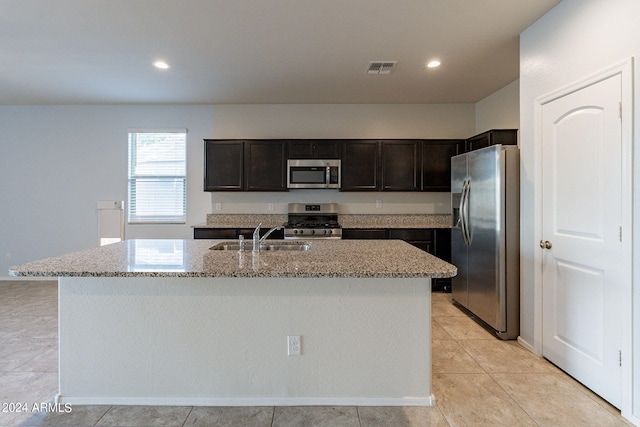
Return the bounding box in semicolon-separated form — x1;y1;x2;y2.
8;239;456;279
339;214;451;229
194;213;451;229
10;239;453;407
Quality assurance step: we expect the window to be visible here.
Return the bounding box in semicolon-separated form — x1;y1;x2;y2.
128;130;187;223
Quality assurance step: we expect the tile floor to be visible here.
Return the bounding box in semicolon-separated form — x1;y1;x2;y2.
0;280;632;426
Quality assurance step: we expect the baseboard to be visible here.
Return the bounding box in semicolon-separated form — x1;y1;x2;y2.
517;336;540;356
56;395;436;407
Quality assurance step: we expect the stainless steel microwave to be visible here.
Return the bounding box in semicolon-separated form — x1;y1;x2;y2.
287;159;341;189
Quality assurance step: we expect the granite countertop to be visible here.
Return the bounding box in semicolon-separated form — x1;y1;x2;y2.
195;214;452;229
8;239;457;279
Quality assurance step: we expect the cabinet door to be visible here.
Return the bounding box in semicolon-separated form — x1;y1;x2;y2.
381;140;420;191
312;140;341;158
204;140;243;191
467;133;490;152
433;228;451;262
287;140;341;159
193;228;239;239
341;228;388;239
341;140;380;191
288;140;315;158
422;140;462;192
466;129;517;152
244;140;288;191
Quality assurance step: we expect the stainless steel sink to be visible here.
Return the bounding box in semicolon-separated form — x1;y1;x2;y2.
210;241;311;251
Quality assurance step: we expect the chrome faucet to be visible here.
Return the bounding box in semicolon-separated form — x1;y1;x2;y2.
252;223;283;253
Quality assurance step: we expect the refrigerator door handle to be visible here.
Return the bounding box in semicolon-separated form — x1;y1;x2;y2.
460;179;471;246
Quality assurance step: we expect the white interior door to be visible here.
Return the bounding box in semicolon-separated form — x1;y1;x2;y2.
541;73;623;408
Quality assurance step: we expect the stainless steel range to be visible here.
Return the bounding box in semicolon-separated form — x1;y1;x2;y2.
284;203;342;240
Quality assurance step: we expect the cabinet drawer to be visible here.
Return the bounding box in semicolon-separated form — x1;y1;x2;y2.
388;229;433;241
193;228;238;239
341;229;388;239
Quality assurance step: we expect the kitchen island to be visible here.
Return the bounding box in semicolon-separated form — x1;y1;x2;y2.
9;239;456;407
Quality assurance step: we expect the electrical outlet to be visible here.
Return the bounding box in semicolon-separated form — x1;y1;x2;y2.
215;202;222;211
287;335;301;356
376;200;383;208
268;203;275;211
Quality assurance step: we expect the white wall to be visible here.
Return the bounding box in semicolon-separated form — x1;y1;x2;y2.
0;105;214;274
211;104;475;139
520;0;639;422
475;79;519;133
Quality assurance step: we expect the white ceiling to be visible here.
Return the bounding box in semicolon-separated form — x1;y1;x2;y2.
0;0;562;105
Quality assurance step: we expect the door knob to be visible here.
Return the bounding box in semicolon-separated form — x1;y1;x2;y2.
539;240;552;249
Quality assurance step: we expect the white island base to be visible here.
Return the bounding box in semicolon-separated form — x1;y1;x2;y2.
58;276;432;407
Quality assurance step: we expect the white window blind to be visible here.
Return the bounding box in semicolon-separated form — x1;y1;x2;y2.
128;130;187;224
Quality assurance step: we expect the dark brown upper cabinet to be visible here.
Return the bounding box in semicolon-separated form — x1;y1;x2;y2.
421;139;464;192
204;139;287;191
340;140;380;191
466;129;517;153
204;140;244;191
244;140;288;191
204;133;516;193
288;140;341;159
381;140;421;191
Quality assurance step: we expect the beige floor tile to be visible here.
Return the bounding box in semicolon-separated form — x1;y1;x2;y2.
432;339;485;374
1;338;57;371
433;373;537;426
0;410;23;427
184;406;274;426
14;345;58;372
95;405;192;426
272;406;359;427
358;406;450;427
0;371;58;403
431;299;465;317
432;316;493;340
492;373;632;426
560;374;635;423
458;339;559;374
0;315;57;341
431;320;453;340
430;292;451;302
17;404;111;427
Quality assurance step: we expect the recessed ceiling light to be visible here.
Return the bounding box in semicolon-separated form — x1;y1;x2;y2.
427;60;441;68
153;61;170;70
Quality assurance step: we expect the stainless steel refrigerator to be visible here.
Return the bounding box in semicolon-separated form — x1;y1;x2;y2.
451;144;520;340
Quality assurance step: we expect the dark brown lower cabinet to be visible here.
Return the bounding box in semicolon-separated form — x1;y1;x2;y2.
193;228;284;240
388;229;433;253
340;229;388;239
342;227;451;292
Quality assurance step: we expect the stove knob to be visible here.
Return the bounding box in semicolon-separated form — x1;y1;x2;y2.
311;230;315;235
298;230;303;235
323;229;328;235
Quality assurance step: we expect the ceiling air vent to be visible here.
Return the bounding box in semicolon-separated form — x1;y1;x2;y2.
367;61;398;75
